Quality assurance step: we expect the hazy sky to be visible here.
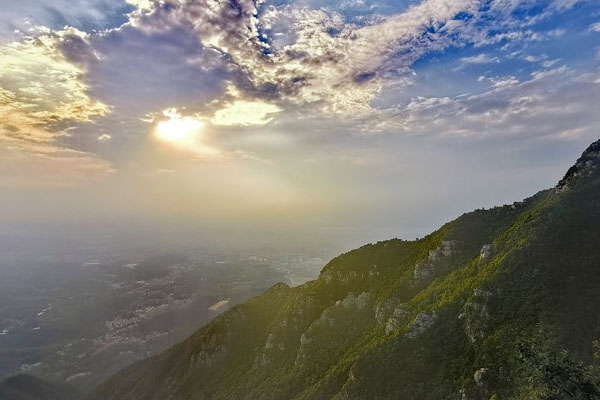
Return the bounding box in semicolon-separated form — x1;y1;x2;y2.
1;0;600;250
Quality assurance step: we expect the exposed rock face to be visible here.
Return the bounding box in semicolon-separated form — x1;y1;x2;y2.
368;265;380;277
253;295;319;370
473;368;488;386
385;306;410;334
375;297;412;334
479;244;493;263
189;310;244;369
405;312;437;338
264;333;275;350
254;332;287;369
322;269;359;284
429;240;459;261
458;367;492;399
413;262;434;280
413;240;460;281
253;353;271;368
459;289;492;343
375;299;395;324
295;292;373;365
190;341;228;369
557;139;600;190
340;292;371;310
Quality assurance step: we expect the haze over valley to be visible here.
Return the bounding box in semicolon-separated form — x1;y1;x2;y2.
2;0;600;399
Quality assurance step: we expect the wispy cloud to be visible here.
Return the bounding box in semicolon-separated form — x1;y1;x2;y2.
389;67;600;141
212;99;281;127
461;54;500;65
0;0;132;37
0;28;113;182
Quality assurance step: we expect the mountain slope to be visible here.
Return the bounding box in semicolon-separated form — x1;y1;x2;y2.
0;374;80;400
89;139;600;400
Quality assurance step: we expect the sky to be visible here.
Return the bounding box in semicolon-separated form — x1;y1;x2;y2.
1;0;600;253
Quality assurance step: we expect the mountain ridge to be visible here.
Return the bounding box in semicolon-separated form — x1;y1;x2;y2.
89;139;600;400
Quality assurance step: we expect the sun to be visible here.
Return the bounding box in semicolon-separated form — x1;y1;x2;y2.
154;113;204;147
153;109;219;156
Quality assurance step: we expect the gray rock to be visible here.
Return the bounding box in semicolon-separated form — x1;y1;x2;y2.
413;262;434;280
459;289;491;343
473;367;488;386
479;244;493;263
405;312;437;338
375;299;395;324
413;240;460;282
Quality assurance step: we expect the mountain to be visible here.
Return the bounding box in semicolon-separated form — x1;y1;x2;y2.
0;374;79;400
89;139;600;400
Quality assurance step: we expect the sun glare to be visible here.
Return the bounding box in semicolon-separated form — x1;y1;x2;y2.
155;115;203;147
153;109;218;156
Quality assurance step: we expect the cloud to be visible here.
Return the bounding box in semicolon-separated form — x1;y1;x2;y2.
523;55;544;63
547;28;566;37
0;32;109;140
149;105;280;161
591;22;600;32
461;54;500;65
0;146;115;187
126;0;152;11
252;0;484;115
4;0;568;155
0;29;113;182
549;0;589;10
478;75;520;88
542;59;560;68
153;168;176;175
388;67;600;141
84;23;226;113
559;127;587;140
124;0;485;122
120;0;581;132
211;99;281;126
0;0;132;38
1;0;596;189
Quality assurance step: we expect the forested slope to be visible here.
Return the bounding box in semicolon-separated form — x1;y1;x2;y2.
90;139;600;400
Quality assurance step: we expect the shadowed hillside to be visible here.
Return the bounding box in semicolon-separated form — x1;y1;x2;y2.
0;374;80;400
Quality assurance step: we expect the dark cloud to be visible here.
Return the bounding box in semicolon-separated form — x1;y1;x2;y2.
85;24;228;112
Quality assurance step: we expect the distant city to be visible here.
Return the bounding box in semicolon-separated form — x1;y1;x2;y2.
0;247;325;392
